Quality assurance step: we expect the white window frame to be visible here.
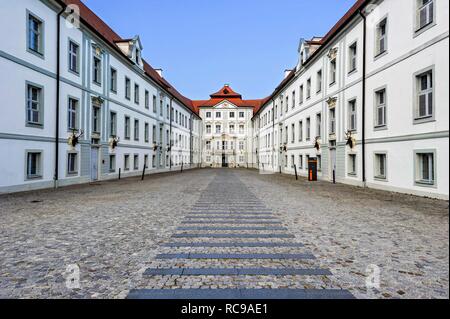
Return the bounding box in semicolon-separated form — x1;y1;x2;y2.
375;17;388;58
67;151;79;176
348;99;357;132
68;39;80;74
374;87;387;129
26;82;44;128
414;150;437;187
27;11;44;58
415;0;435;35
348;41;357;74
25;150;43;180
68;96;79;131
414;67;435;123
374;152;388;181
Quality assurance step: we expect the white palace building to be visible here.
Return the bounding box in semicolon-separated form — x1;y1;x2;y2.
0;0;449;200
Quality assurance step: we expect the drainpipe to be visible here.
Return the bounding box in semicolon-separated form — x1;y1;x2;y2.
189;113;193;167
359;9;367;185
169;98;173;170
272;98;276;170
54;6;65;188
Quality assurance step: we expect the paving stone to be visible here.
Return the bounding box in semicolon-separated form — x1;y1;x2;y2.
155;253;316;260
127;289;355;300
144;268;331;276
163;242;305;248
172;233;294;239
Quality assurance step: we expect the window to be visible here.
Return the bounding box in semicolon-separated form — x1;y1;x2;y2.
160;99;163;116
239;112;245;118
285;97;289;113
152;125;157;143
67;152;78;175
26;151;42;179
229;124;235;134
93;56;102;85
134;119;139;141
124;116;131;140
415;151;436;186
316;113;322;138
291;123;295;143
109;155;116;172
144;123;149;143
329;108;336;134
134;84;140;104
306;117;311;140
375;89;387;128
299;121;303;142
416;70;433;120
299;85;304;105
206;125;212;134
292;91;296;109
145;90;149;109
152;95;157;113
152;155;156;168
374;153;387;180
110;112;117;137
299;155;303;169
216;112;222;119
348;99;357;131
317;155;322;172
124;155;130;171
317;70;322;93
291;155;295;169
125;77;131;100
206;112;212;118
376;18;388;56
229;112;235;119
239;125;245;134
68;98;78;131
215;125;221;134
348;154;357;176
330;59;337;85
92;106;100;133
144;155;149;169
68;41;79;74
306;78;311;99
27;13;43;56
134;155;139;170
206;141;211;150
349;42;357;73
239;141;244;150
416;0;434;31
26;84;43;127
110;68;117;93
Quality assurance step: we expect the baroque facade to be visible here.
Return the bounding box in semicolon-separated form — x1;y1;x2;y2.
0;0;448;199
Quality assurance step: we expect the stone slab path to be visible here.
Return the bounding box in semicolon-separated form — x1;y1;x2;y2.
128;171;355;299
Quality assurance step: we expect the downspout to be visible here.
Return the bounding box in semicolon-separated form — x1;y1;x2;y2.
190;114;193;167
359;9;367;185
272;98;275;170
54;6;65;188
169;98;173;170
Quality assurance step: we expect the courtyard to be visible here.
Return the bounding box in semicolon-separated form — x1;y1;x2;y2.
0;168;448;299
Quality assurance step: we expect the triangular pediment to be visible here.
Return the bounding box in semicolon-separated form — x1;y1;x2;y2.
213;100;238;109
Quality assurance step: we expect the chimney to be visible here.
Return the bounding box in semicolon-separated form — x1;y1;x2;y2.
284;69;292;79
155;68;163;78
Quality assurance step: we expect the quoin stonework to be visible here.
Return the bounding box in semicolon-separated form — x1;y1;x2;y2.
0;0;448;200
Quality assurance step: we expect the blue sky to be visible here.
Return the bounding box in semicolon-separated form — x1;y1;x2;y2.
83;0;356;100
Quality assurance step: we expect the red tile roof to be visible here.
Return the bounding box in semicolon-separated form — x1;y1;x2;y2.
60;0;369;118
252;0;369;118
191;85;268;114
61;0;197;115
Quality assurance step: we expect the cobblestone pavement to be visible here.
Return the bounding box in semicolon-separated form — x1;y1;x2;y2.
0;169;448;299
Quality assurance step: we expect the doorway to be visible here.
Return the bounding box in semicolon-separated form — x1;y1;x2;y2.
91;147;99;181
329;147;336;181
222;155;228;168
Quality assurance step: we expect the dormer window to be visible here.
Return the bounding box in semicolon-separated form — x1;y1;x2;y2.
115;35;144;69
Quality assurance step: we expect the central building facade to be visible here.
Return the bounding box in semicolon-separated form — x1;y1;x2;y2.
192;86;265;168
